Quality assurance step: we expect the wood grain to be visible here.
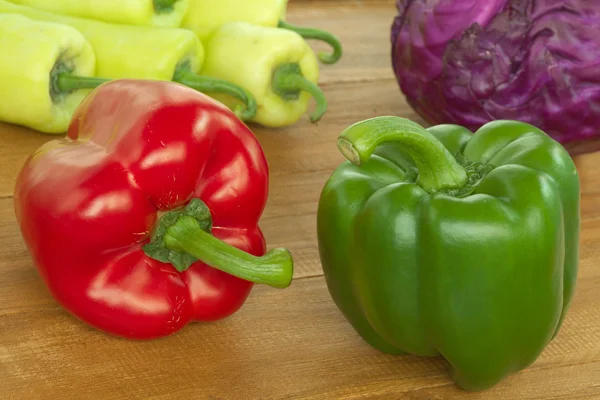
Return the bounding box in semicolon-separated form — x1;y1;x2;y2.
285;1;398;84
1;0;600;399
1;227;599;400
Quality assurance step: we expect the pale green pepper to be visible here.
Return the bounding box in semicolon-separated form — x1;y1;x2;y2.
201;22;327;128
0;13;98;133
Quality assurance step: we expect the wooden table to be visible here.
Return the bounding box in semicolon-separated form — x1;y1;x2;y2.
2;1;600;398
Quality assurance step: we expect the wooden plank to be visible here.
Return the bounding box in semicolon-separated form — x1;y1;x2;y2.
1;228;599;400
2;1;600;398
286;0;398;84
0;123;48;199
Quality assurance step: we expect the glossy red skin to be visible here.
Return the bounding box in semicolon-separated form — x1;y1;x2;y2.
13;80;269;339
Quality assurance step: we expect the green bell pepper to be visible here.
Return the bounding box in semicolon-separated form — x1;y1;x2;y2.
317;116;580;391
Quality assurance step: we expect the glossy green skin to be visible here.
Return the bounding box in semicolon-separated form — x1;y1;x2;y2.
317;120;580;391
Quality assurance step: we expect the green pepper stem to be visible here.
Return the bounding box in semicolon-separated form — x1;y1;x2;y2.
173;69;257;121
163;215;293;289
337;116;468;193
55;73;110;92
278;20;343;64
154;0;178;13
272;63;327;122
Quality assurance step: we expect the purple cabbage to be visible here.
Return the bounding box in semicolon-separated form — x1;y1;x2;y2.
391;0;600;145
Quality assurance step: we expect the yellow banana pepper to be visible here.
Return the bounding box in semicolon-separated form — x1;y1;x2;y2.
181;0;342;64
0;0;256;120
0;13;99;133
6;0;188;28
201;22;326;128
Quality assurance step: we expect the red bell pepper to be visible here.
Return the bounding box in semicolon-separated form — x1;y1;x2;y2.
13;79;294;340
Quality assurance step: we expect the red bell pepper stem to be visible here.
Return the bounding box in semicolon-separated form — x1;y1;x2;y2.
272;63;327;122
165;215;293;288
336;116;468;193
278;20;343;64
144;198;293;289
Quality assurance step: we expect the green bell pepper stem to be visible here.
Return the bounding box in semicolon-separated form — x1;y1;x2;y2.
55;73;110;93
173;68;257;121
278;20;343;64
163;215;294;289
337;116;468;193
154;0;178;13
272;63;327;122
